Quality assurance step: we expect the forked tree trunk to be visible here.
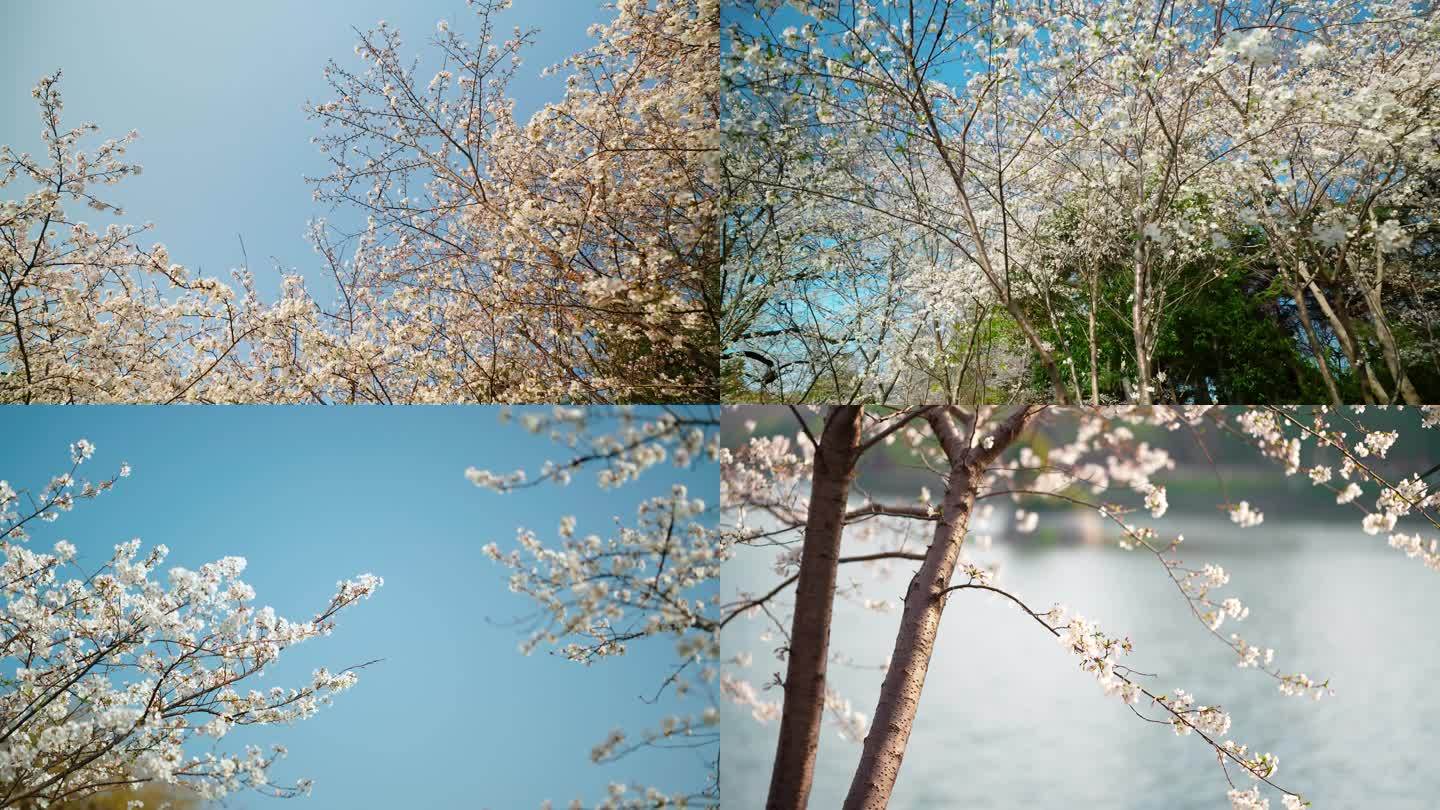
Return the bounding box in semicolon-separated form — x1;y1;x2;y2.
842;407;1035;810
1361;220;1422;405
766;405;864;810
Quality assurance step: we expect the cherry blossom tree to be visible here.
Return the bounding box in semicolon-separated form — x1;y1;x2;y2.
3;0;719;404
722;404;1440;809
467;406;721;808
1234;12;1440;406
0;441;381;807
0;72;315;405
722;0;1440;404
304;0;719;403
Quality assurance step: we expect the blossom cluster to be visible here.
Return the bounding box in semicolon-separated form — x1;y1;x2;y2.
1235;406;1440;573
473;407;720;808
0;443;380;806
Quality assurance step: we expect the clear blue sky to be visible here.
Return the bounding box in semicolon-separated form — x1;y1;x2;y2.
1;406;715;808
1;0;606;298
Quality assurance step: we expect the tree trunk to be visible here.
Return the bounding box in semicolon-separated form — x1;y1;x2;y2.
842;407;1034;810
1131;230;1152;405
1299;266;1388;403
1358;280;1421;405
1360;219;1422;405
1331;297;1391;404
1002;295;1069;404
1088;265;1101;406
841;468;973;810
1289;275;1343;405
766;405;864;810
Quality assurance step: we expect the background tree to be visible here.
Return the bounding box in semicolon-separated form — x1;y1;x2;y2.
31;782;197;810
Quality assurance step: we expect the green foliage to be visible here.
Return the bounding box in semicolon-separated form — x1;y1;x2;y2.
1028;261;1329;404
932;309;1042;403
1149;273;1327;403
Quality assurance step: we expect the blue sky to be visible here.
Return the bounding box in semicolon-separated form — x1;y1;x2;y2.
1;0;606;298
1;406;715;808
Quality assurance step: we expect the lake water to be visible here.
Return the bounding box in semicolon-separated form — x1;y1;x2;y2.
721;513;1440;808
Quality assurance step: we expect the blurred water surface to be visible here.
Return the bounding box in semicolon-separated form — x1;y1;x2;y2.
722;514;1440;808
